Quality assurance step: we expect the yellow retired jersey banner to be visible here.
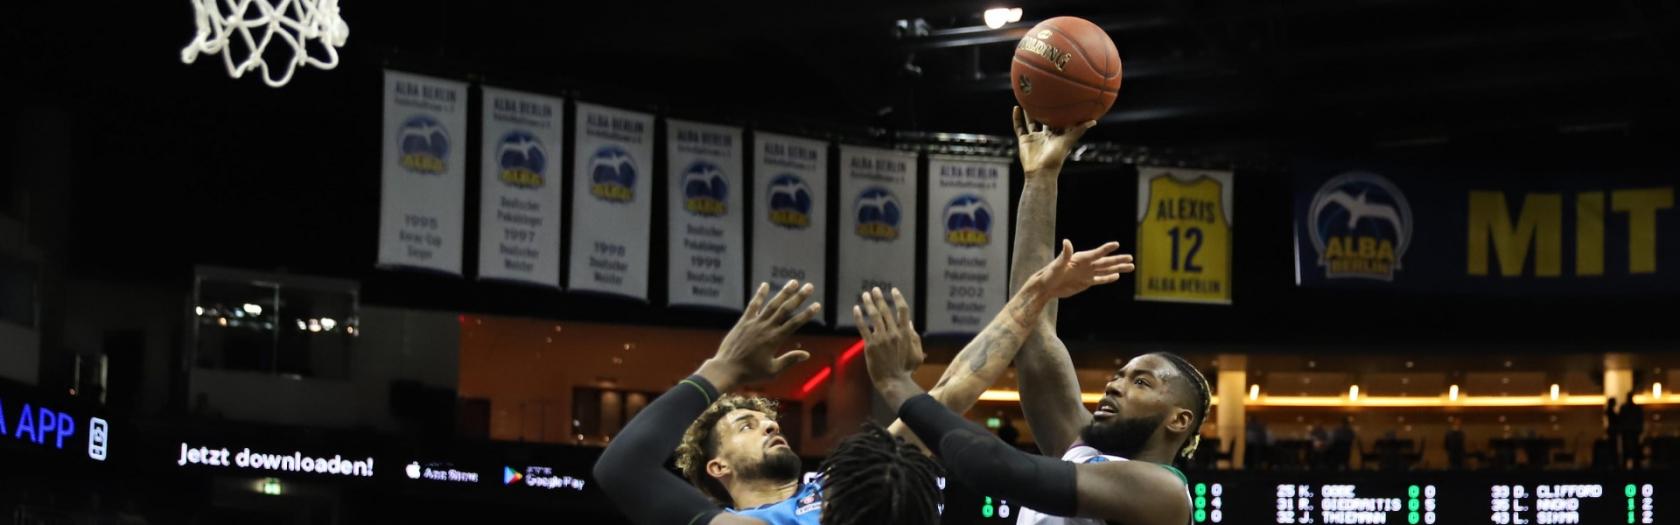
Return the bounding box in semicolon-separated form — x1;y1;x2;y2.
1136;167;1234;304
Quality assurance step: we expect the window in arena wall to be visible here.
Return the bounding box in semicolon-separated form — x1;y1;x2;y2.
191;266;358;380
0;254;37;328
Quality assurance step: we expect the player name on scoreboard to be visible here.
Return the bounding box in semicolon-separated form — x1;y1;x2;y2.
1491;484;1657;525
1176;475;1666;525
1273;483;1432;525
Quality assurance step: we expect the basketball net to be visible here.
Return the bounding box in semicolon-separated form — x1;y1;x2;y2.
181;0;350;87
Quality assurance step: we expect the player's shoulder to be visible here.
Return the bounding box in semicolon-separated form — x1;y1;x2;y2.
1151;462;1189;487
1067;450;1187;496
731;482;824;524
1078;457;1184;486
1073;461;1192;525
1061;443;1120;462
1063;444;1186;486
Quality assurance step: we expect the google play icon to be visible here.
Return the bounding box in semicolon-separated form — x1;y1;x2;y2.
503;466;523;486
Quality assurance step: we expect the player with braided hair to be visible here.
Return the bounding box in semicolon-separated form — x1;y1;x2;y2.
853;109;1207;525
1153;351;1214;462
814;423;945;525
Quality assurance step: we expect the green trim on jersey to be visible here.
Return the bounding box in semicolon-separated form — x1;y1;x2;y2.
1159;464;1188;486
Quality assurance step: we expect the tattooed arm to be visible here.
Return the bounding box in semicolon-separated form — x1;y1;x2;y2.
1008;108;1116;456
887;240;1129;453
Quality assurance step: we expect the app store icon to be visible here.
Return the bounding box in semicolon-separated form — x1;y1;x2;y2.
88;417;108;461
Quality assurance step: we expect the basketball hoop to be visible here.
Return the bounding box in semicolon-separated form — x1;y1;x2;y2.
181;0;350;88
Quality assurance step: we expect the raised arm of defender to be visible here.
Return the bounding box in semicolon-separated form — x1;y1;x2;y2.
594;281;819;525
887;239;1131;451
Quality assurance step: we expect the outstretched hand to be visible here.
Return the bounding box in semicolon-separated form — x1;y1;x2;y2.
699;280;822;391
852;287;925;389
1014;105;1097;175
1037;239;1134;299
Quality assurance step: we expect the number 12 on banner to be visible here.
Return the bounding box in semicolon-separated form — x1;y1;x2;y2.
1167;226;1205;272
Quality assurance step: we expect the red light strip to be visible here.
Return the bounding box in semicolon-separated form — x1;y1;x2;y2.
800;366;833;396
837;340;865;367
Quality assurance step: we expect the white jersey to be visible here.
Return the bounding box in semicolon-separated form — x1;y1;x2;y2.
1014;444;1192;525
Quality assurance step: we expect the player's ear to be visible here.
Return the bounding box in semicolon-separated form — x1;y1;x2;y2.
706;457;732;480
1166;407;1194;434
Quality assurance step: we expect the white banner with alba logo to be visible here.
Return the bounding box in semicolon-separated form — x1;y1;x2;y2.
836;146;919;328
478;86;563;288
751;132;828;324
666;119;744;310
925;155;1011;335
378;70;468;274
568;102;654;300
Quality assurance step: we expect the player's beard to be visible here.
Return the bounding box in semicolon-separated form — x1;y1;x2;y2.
737;446;803;484
1081;411;1166;459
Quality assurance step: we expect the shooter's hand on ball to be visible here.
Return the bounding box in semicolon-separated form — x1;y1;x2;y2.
1014;105;1097;175
697;280;821;392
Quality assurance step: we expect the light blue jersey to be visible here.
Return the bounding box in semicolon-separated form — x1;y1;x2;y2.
729;480;824;525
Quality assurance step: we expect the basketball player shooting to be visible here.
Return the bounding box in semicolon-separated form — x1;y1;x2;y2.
1010;106;1211;524
858;109;1208;525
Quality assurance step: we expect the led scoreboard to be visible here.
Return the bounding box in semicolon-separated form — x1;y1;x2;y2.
943;472;1666;525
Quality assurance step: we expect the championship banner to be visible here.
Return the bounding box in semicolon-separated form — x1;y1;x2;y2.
751;132;827;323
666;119;744;310
1135;167;1234;304
1294;162;1678;293
567;103;654;300
924;155;1012;335
477;87;563;288
836;146;919;328
378;70;467;274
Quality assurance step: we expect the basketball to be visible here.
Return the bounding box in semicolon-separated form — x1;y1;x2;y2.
1010;16;1122;129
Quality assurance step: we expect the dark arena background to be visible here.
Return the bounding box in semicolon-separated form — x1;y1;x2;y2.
3;1;1678;524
